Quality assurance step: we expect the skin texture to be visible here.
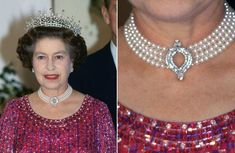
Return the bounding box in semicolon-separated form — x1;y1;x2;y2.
119;0;235;122
128;0;220;22
102;0;117;45
29;37;84;120
128;0;224;46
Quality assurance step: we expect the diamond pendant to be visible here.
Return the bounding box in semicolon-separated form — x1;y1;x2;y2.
166;40;192;80
50;97;59;106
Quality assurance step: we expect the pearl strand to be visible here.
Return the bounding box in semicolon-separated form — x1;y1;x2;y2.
124;2;235;72
38;85;73;106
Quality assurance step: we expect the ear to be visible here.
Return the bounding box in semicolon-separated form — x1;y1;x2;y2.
101;5;110;25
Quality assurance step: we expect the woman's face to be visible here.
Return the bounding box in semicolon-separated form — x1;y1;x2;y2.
32;37;73;91
128;0;220;22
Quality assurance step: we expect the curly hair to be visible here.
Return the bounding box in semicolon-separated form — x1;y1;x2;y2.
16;26;87;70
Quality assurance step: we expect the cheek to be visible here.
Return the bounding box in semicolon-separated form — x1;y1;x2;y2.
32;60;42;71
111;12;116;24
109;12;116;32
59;61;72;74
61;67;72;81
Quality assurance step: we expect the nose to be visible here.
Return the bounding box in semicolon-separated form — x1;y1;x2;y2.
46;58;56;71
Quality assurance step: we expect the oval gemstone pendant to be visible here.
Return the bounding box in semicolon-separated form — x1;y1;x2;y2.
50;97;59;106
166;40;192;80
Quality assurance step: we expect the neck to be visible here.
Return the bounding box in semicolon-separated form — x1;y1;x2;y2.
38;84;73;106
133;1;224;47
40;84;69;97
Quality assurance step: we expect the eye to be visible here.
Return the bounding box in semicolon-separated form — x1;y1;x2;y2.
55;55;64;60
36;55;45;60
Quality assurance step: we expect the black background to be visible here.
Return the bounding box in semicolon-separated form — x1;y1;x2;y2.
227;0;235;9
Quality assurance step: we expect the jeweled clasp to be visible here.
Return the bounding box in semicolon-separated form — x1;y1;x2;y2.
50;97;59;106
166;40;192;80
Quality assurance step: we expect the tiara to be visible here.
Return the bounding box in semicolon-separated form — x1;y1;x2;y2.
26;9;81;36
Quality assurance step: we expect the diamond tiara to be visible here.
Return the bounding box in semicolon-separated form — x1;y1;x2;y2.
26;8;81;36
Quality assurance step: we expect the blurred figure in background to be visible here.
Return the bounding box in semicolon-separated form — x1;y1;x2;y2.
69;0;117;127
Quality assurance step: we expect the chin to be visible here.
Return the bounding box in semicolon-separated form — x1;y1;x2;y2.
133;0;208;22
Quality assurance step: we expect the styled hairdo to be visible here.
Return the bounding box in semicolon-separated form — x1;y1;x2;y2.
16;26;87;70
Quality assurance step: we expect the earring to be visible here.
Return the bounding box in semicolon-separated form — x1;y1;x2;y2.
70;67;74;73
32;68;35;73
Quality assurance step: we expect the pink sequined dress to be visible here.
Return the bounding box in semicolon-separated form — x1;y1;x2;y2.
118;103;235;153
0;95;116;153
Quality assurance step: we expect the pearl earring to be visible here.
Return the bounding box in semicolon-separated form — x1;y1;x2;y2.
32;68;35;73
70;67;74;73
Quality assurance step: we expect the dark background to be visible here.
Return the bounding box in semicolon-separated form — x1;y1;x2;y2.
227;0;235;9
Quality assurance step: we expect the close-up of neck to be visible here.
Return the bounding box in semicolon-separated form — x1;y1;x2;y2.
133;1;225;47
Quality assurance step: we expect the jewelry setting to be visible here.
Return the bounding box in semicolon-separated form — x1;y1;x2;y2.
166;40;192;80
38;85;73;106
124;2;235;80
26;9;81;36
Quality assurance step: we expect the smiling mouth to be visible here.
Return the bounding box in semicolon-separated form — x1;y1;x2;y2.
44;74;59;80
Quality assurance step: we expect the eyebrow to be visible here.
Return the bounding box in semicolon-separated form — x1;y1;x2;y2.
34;50;68;55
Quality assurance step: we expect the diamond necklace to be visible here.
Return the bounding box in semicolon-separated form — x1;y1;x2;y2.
124;2;235;80
38;85;73;106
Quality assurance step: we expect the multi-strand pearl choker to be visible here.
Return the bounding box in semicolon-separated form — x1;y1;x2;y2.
124;2;235;80
38;85;73;106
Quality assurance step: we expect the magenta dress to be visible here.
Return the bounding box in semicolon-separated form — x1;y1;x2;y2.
0;95;116;153
118;103;235;153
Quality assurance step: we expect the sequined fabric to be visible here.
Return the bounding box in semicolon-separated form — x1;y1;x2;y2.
0;95;116;153
118;103;235;153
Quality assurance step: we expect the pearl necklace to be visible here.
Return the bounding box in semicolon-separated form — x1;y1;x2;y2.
38;85;73;106
124;2;235;80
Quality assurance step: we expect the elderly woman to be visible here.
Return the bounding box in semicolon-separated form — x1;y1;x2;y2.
0;10;115;152
118;0;235;152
